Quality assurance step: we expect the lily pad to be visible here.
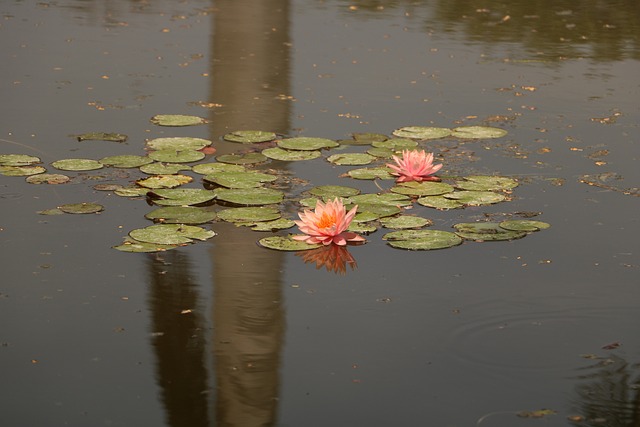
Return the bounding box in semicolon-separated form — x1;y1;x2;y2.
455;175;518;191
352;211;381;222
203;171;277;189
148;149;205;163
327;153;376;166
347;222;378;233
217;206;281;223
129;224;215;244
444;191;506;206
307;185;360;199
58;202;104;214
51;158;103;171
451;126;507;139
249;218;296;231
139;162;192;175
258;236;321;251
277;137;339;151
380;215;433;229
215;187;284;205
136;174;193;189
262;147;321;161
367;147;394;158
347;167;394;180
391;181;454;196
150;114;207;127
371;138;418;150
0;154;41;166
146;137;212;151
115;187;151;197
113;237;180;253
453;222;526;241
26;173;70;184
148;188;217;206
99;155;154;168
499;220;551;232
76;132;127;142
216;152;268;164
223;130;277;143
145;206;216;224
346;193;412;207
94;184;123;191
192;162;246;174
417;195;464;210
383;229;463;250
352;203;402;219
339;133;388;145
1;166;46;176
392;126;452;140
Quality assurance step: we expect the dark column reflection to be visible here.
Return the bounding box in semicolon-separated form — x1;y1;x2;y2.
209;1;291;426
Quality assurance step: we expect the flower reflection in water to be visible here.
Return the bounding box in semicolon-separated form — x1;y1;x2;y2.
296;244;358;275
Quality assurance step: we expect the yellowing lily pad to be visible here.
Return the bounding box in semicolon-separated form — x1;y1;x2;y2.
223;130;277;143
380;215;433;229
148;150;205;163
129;224;215;244
215;187;284;205
217;206;281;223
26;173;70;184
58;202;104;214
454;222;526;241
277;137;339;151
0;154;41;166
192;163;246;174
1;165;46;176
145;206;216;224
392;126;452;140
347;167;394;180
51;158;103;171
136;174;193;189
451;126;507;139
150;114;207;127
216;152;268;164
262;147;321;161
113;237;180;253
203;171;277;189
391;181;454;196
146;137;212;151
307;185;360;198
258;236;321;251
76;132;127;142
383;229;463;250
139;162;191;175
100;155;154;168
444;191;506;206
327;152;376;166
371;138;418;150
115;187;151;197
499;220;550;232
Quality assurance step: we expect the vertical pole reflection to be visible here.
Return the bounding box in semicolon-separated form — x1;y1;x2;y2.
209;1;291;426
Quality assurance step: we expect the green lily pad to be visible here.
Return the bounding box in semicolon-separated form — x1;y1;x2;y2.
277;137;339;151
136;174;193;189
454;222;526;241
51;158;103;171
451;126;507;139
444;191;506;206
215;187;284;205
1;165;47;176
455;175;519;191
76;132;127;142
391;181;455;196
327;153;376;166
99;155;154;168
113;237;180;253
146;137;212;151
380;215;433;229
307;185;361;199
150;114;207;127
347;222;378;233
346;193;412;207
383;229;463;250
216;152;269;164
148;150;205;163
249;218;296;231
192;162;246;174
262;147;321;161
352;203;402;219
0;154;41;166
58;202;104;214
148;188;217;206
499;220;551;232
417;195;464;210
392;126;452;140
129;224;215;244
37;208;65;215
347;167;394;180
352;211;380;223
139;162;192;175
26;173;70;184
145;206;217;225
258;236;321;251
115;187;151;197
223;130;277;143
367;147;394;158
203;171;277;189
217;206;281;223
94;184;123;191
339;133;388;145
371;138;418;150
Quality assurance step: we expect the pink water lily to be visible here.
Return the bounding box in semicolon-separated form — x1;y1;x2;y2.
386;149;443;182
292;198;366;246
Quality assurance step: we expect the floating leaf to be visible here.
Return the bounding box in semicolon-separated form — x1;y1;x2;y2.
383;229;463;250
277;137;339;151
299;197;320;207
26;173;70;184
149;188;217;206
339;133;388;145
139;162;191;175
76;132;127;142
146;137;212;151
346;193;412;207
454;222;526;241
115;187;151;197
99;155;153;168
148;149;205;163
392;126;451;140
192;162;246;174
38;208;65;215
455;175;518;191
150;114;207;127
51;158;103;171
347;167;394;180
380;215;433;229
215;187;284;205
327;153;376;165
417;195;464;210
307;185;360;199
262;147;321;161
367;147;394;158
258;236;321;251
0;154;41;166
145;206;216;224
516;409;557;419
223;130;277;143
391;181;454;196
352;203;402;219
129;224;215;244
249;218;296;231
371;138;418;150
347;222;377;233
217;206;281;223
499;220;550;232
113;237;180;253
352;211;380;222
58;202;104;214
136;174;192;189
216;152;268;164
94;184;123;191
451;126;507;139
444;191;506;206
1;166;46;176
203;171;277;189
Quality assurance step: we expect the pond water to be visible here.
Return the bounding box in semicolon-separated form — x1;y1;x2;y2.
1;1;639;426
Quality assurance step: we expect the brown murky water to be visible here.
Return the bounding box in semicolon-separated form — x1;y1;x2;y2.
1;1;639;426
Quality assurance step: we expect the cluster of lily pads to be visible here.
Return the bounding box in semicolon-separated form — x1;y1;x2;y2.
0;116;550;253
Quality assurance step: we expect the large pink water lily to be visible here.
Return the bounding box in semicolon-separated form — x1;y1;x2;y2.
386;149;443;182
292;198;366;246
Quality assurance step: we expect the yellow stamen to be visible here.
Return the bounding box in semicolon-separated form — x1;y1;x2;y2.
316;213;336;229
